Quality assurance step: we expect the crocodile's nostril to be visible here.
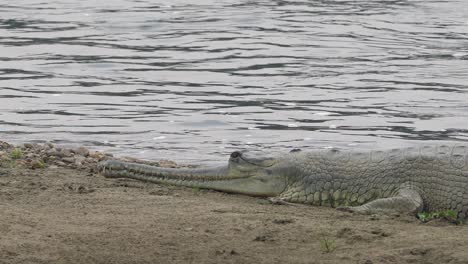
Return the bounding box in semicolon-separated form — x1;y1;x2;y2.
230;151;241;159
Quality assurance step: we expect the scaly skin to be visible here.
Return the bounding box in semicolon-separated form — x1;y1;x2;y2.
99;145;468;220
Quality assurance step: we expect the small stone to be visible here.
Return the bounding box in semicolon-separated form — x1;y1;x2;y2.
15;160;28;167
60;149;73;158
74;156;86;166
0;141;12;150
25;153;38;159
46;148;62;157
89;151;106;161
48;148;74;158
56;161;66;167
62;157;75;163
74;147;90;157
24;143;34;149
30;160;46;169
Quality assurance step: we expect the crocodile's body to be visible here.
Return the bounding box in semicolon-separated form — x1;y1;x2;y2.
100;145;468;220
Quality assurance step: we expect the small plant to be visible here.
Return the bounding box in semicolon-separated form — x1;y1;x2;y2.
417;210;459;224
10;148;23;160
320;236;336;253
39;160;46;168
33;159;47;169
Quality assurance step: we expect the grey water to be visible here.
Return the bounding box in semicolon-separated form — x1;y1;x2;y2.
1;0;468;163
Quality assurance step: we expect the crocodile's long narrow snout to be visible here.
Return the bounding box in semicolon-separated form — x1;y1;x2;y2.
99;152;286;197
100;160;231;181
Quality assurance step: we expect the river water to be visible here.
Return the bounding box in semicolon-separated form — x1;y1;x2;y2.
1;0;467;163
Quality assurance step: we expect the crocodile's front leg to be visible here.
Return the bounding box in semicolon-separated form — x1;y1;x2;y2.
337;187;424;215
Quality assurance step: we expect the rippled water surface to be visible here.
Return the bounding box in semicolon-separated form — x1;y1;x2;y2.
1;0;468;162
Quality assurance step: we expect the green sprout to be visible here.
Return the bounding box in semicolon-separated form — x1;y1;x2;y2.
10;148;23;160
320;236;336;253
417;210;459;224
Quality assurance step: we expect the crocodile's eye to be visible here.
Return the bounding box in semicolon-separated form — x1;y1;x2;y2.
230;151;241;159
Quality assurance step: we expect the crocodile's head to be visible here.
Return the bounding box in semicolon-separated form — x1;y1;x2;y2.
227;150;277;175
100;150;289;197
217;150;287;196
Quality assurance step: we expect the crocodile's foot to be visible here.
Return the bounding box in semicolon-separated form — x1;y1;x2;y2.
336;188;423;216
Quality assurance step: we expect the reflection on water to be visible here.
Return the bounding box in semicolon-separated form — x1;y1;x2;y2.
0;0;467;162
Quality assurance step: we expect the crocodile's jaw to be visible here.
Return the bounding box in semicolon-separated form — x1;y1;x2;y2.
100;160;286;197
205;173;286;197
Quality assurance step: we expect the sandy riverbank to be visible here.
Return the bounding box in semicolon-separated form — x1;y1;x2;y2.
1;142;468;264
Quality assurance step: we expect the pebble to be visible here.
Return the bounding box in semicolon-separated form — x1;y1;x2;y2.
62;157;76;164
45;142;54;149
46;149;62;157
89;151;106;161
74;147;90;157
74;156;86;166
56;161;66;167
0;141;180;171
25;153;38;159
30;160;45;169
24;143;34;149
60;149;73;158
0;141;12;150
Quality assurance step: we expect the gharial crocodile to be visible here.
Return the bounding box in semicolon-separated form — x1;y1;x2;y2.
99;145;468;220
